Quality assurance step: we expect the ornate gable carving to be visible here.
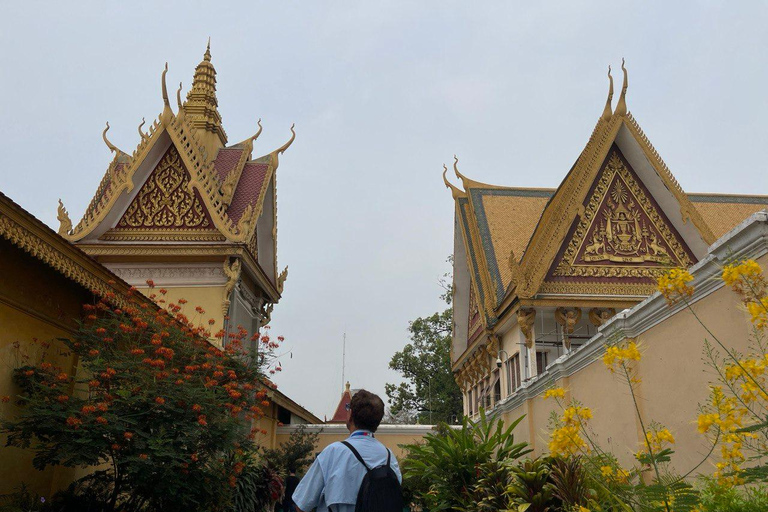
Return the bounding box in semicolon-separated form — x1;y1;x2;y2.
104;146;224;241
543;147;695;292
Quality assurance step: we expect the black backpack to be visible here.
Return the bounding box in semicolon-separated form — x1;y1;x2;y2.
340;441;403;512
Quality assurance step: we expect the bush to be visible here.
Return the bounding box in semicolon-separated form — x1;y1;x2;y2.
1;288;281;512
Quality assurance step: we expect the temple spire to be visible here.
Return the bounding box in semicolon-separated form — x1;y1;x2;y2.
184;40;227;155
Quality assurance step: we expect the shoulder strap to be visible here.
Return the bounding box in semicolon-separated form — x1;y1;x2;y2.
341;441;370;472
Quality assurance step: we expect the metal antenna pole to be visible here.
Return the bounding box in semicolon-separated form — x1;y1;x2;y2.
341;331;347;394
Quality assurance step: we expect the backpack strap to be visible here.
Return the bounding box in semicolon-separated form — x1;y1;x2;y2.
386;448;391;467
341;441;370;472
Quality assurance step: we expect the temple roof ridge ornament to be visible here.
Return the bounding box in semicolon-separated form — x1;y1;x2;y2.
442;164;465;199
101;122;124;155
601;65;614;122
183;40;227;150
613;59;629;117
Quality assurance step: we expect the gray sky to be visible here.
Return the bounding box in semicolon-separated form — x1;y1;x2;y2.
2;1;768;418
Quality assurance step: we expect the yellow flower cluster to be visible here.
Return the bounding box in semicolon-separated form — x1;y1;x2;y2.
722;259;768;330
722;259;763;287
656;267;694;304
724;356;768;404
600;464;630;484
697;386;749;487
602;340;642;373
643;426;675;454
548;405;592;458
544;387;565;400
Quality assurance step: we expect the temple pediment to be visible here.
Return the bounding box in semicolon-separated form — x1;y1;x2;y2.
542;146;696;295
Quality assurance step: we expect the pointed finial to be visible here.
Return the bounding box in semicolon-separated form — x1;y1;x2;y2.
345;381;351;392
161;62;170;108
614;58;628;116
176;82;183;110
442;164;462;198
601;65;614;121
138;118;146;139
204;38;211;62
57;199;72;236
252;119;263;142
102;122;119;153
276;124;296;154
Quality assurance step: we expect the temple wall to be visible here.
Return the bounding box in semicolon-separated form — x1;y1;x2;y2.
496;249;767;472
275;425;438;462
0;238;87;497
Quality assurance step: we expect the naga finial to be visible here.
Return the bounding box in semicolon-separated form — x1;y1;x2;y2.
252;119;263;142
276;124;296;154
176;82;183;110
57;199;72;236
601;65;614;121
161;62;170;108
442;164;464;198
453;154;468;182
138;117;146;139
614;58;628;116
102;122;119;153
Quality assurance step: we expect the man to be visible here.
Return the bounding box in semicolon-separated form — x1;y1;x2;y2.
292;389;401;512
283;467;300;512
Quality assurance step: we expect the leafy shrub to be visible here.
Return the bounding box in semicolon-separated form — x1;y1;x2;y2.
1;288;281;512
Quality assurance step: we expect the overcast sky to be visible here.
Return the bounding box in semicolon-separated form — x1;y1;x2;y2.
2;2;768;419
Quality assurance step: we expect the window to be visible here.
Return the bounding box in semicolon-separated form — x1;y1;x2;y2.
493;370;501;403
536;351;549;374
506;353;521;395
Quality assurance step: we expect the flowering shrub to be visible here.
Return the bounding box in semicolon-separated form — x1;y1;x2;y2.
1;285;282;512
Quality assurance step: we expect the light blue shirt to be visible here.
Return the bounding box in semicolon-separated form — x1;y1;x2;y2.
292;430;402;512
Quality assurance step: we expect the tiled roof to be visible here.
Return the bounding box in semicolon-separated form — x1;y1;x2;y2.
464;188;766;297
329;389;352;423
226;161;269;224
213;147;245;181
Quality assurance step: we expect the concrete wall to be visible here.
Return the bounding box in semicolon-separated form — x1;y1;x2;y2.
275;424;438;463
490;214;768;473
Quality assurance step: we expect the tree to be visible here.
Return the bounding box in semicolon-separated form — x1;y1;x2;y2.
2;286;282;512
385;268;462;424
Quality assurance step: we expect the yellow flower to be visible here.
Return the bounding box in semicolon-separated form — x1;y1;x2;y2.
602;341;642;372
578;507;591;512
544;387;565;400
746;297;768;329
722;259;762;287
657;267;694;303
600;465;614;477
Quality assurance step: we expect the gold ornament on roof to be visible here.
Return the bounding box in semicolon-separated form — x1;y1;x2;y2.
102;122;120;154
161;62;170;109
614;59;628;117
589;308;616;327
138;118;146;140
117;146;211;229
57;199;72;236
601;65;614;122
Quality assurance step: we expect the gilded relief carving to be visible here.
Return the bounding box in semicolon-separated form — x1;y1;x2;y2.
553;151;693;280
117;146;212;230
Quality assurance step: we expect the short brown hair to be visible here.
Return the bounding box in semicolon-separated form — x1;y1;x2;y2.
350;389;385;432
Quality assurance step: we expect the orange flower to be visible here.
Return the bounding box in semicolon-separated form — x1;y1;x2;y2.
146;279;155;288
195;306;205;314
111;443;121;451
95;327;107;335
88;380;100;388
159;288;168;295
56;373;69;381
97;402;108;412
81;405;97;415
192;404;202;412
139;453;148;460
89;349;100;357
155;397;165;405
1;396;10;403
191;453;199;462
123;431;134;440
130;348;145;355
66;416;82;428
96;416;108;425
197;415;208;426
56;395;69;403
178;298;188;305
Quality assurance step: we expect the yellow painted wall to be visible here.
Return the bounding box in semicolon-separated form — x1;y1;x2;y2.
497;253;767;471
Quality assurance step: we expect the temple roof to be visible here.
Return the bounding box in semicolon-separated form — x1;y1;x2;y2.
446;62;768;326
328;382;355;424
59;44;295;253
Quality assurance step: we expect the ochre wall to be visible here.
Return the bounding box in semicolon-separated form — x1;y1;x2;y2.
0;238;87;497
135;285;227;344
275;429;432;462
499;253;767;471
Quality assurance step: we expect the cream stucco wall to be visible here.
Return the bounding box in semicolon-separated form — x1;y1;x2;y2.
488;213;768;473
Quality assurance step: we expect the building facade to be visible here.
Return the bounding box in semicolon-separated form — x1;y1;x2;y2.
445;64;768;421
58;43;292;349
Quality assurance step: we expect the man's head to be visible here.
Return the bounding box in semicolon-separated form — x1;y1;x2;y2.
347;389;385;433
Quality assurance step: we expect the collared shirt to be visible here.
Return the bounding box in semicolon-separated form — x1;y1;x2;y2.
292;430;402;512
